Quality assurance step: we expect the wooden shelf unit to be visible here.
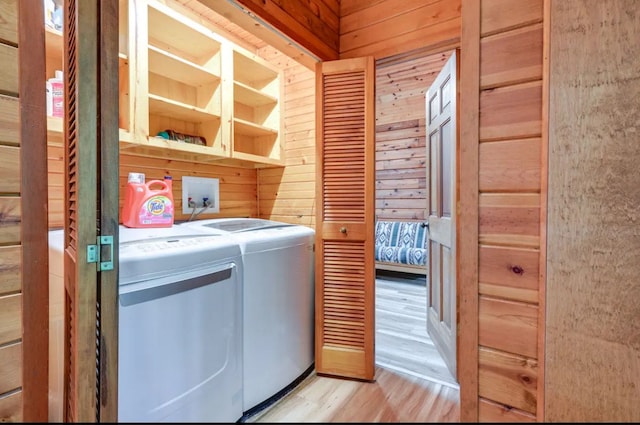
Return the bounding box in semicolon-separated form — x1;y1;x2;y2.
232;48;283;164
45;0;285;168
145;0;224;155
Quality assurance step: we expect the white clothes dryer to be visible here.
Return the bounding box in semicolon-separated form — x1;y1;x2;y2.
49;225;244;422
180;218;315;414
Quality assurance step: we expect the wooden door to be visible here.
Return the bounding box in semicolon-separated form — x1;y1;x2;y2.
63;0;120;421
426;51;459;378
315;57;376;381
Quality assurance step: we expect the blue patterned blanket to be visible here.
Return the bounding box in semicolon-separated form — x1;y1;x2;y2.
374;220;428;266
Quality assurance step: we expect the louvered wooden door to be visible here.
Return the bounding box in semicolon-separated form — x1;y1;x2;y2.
63;0;119;421
315;57;376;381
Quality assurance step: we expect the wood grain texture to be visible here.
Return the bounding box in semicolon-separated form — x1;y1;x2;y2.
0;0;18;45
479;296;538;358
0;145;19;193
478;397;535;422
249;366;460;423
479;138;541;193
0;294;21;345
479;193;540;247
480;0;543;36
0;246;20;295
478;347;537;415
535;0;550;418
339;0;460;59
479;245;539;303
258;50;316;226
479;81;542;142
19;1;49;420
545;0;640;421
458;1;480;420
0;389;21;422
480;23;543;89
0;197;20;245
476;1;545;418
0;44;18;95
374;50;452;222
0;94;19;146
0;342;21;396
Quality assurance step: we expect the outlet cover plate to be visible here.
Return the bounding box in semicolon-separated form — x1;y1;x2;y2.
182;176;220;214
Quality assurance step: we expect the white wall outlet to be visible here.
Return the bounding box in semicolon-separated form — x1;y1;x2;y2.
182;176;220;214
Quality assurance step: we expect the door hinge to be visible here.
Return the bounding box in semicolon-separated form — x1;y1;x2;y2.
87;235;114;271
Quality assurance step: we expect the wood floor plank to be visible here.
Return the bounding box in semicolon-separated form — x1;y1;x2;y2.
375;274;458;388
249;367;460;423
248;272;460;423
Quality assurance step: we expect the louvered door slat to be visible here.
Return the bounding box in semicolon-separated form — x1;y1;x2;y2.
315;57;375;380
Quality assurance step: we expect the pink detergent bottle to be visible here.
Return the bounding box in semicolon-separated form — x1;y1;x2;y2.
122;174;174;228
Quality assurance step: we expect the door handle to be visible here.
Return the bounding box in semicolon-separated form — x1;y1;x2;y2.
421;222;429;228
339;227;347;234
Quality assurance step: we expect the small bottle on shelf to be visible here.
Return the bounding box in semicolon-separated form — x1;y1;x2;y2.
46;70;64;118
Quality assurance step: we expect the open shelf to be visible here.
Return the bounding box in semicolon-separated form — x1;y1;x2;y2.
148;94;220;123
234;81;277;107
233;50;279;93
147;0;223;66
234;118;278;137
148;45;220;86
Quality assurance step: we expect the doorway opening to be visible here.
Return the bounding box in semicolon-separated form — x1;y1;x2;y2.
374;47;458;389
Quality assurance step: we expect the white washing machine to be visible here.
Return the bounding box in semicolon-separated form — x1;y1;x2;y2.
48;225;244;422
180;218;315;414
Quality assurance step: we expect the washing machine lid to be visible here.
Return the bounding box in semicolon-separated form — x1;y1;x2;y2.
184;218;292;233
119;225;241;284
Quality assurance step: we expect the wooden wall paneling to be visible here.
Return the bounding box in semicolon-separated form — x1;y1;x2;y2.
340;0;431;34
374;50;452;222
0;95;19;146
0;246;21;294
0;390;21;422
478;398;536;422
119;153;259;220
0;145;20;192
197;0;337;67
479;347;537;415
340;0;461;59
479;81;542;142
258;51;316;226
479;245;539;304
0;294;21;343
0;198;20;244
476;1;545;419
479;138;541;192
479;348;538;414
0;44;18;95
545;0;640;421
478;296;538;358
0;342;21;395
0;0;18;45
480;0;543;36
480;24;543;89
479;193;540;248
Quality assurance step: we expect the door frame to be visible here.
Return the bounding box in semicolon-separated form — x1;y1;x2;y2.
458;1;480;421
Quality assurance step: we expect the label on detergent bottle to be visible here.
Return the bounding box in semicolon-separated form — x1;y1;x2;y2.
138;195;174;225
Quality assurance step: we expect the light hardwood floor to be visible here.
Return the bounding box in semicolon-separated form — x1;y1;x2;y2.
248;272;460;423
375;272;458;388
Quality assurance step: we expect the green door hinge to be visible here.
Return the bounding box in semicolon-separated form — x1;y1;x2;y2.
87;235;114;271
